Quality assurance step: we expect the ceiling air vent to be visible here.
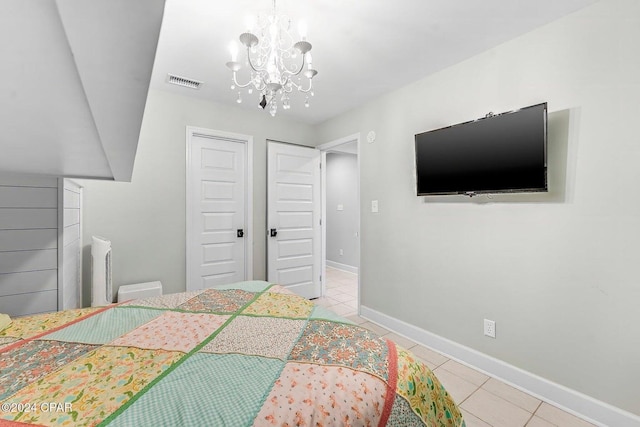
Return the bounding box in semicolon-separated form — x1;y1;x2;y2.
167;74;202;89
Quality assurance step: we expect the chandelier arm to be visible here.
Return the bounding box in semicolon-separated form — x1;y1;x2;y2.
231;72;256;89
288;54;307;77
254;78;267;92
290;78;314;93
281;80;293;93
245;47;269;73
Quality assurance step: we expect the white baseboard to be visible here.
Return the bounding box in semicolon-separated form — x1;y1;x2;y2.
360;305;640;427
326;260;358;274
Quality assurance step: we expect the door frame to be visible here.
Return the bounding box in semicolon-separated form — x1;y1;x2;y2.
185;126;254;290
317;133;361;311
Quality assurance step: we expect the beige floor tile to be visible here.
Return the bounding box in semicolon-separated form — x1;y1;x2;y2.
324;269;359;317
328;303;354;316
329;270;353;279
326;288;346;297
461;389;532;427
535;403;597;427
343;301;357;310
325;297;342;307
440;360;489;387
482;378;541;413
410;344;449;367
312;297;334;307
341;288;358;297
432;367;479;404
328;292;353;303
381;332;416;350
526;416;556;427
360;321;390;336
460;408;492;427
345;314;367;325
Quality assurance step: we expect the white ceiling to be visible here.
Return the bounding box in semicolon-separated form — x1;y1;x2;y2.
151;0;599;125
0;0;600;181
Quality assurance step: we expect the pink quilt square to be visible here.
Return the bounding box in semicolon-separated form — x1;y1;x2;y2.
111;312;229;353
254;362;388;427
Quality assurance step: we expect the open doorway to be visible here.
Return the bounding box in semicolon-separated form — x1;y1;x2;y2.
318;134;360;317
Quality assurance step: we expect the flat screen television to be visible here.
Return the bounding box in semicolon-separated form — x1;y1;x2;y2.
415;102;547;196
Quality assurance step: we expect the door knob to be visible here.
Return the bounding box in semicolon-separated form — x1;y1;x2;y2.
237;229;244;238
270;228;277;237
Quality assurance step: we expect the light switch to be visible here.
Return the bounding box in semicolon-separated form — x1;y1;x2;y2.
371;200;379;213
337;204;344;211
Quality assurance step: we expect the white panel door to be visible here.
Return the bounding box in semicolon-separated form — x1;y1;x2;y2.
267;142;321;299
187;134;247;290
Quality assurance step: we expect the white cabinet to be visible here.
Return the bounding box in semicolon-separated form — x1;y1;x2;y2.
0;176;82;317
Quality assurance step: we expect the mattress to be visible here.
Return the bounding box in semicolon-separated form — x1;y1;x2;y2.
0;281;465;426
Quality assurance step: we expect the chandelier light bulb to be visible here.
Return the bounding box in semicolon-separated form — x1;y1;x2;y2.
298;20;307;40
229;41;238;62
244;15;256;31
236;92;242;103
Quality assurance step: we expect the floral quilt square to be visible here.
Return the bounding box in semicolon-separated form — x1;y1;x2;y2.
0;336;18;350
242;292;313;319
0;307;103;340
266;284;296;295
177;288;256;313
120;290;204;309
395;347;463;426
386;394;429;427
110;311;229;353
0;340;98;400
1;346;182;426
289;320;389;380
200;315;305;359
253;362;388;427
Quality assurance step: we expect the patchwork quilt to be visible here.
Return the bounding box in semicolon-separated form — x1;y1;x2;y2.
0;281;465;427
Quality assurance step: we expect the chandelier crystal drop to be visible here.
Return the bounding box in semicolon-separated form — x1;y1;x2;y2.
225;0;318;117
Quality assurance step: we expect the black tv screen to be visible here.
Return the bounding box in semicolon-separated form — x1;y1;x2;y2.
415;103;547;196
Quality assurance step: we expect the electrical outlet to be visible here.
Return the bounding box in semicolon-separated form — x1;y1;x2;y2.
339;249;344;256
484;319;496;338
371;200;379;213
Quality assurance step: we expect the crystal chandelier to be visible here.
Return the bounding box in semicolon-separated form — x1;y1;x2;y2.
225;0;318;117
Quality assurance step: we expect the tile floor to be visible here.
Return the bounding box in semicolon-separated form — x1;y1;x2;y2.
313;266;358;317
315;266;597;427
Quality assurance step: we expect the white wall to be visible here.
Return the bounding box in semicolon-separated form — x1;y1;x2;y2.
326;152;359;270
316;0;640;417
79;89;316;305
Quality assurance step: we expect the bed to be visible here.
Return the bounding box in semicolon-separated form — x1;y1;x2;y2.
1;281;465;427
